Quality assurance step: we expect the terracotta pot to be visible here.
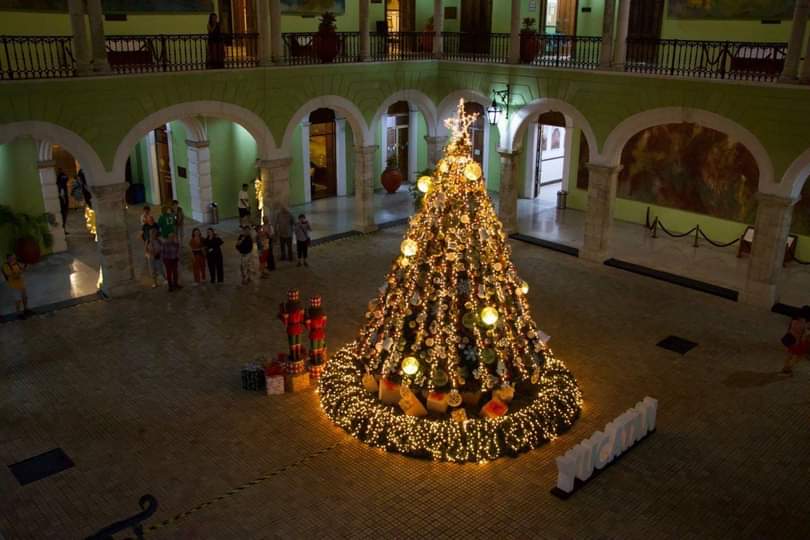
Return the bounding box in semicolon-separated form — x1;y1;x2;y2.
315;31;339;63
520;33;541;64
14;236;41;265
381;167;404;194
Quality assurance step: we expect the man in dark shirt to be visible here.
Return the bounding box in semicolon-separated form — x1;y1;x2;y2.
56;169;69;230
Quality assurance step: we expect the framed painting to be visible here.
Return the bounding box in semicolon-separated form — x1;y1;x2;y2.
281;0;346;16
668;0;794;20
0;0;213;12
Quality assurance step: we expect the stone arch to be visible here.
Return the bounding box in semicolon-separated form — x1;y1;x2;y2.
370;89;439;137
436;89;494;138
111;100;278;181
507;97;598;155
781;147;810;199
281;95;372;153
0;121;106;184
601;107;775;192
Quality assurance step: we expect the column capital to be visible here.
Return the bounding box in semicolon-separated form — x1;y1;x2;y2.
354;145;379;155
91;182;128;200
37;160;57;169
257;157;293;170
186;139;209;149
585;162;623;176
497;149;521;159
424;135;447;143
754;192;800;208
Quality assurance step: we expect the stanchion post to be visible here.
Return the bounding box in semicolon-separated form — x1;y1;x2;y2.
694;225;700;247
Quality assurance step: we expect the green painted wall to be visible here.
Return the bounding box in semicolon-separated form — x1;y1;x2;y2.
0;138;46;254
168;122;192;213
206;118;257;219
486;125;501;191
416;114;428;173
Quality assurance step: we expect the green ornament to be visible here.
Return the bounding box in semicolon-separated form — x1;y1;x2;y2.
462;311;476;329
481;348;496;365
433;369;449;386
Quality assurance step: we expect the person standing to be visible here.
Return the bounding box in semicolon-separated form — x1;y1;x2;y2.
172;200;185;245
157;205;176;239
206;13;225;69
145;228;164;288
255;224;270;279
782;305;810;375
77;169;92;209
56;169;69;230
236;226;254;285
294;213;312;267
2;253;28;315
262;215;276;272
238;183;250;226
274;206;294;261
204;228;224;284
161;232;182;292
140;206;156;242
189;228;207;285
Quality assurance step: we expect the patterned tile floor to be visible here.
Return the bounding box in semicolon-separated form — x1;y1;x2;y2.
1;227;809;539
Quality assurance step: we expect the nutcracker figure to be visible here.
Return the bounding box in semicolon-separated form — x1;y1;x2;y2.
279;288;305;361
306;295;328;379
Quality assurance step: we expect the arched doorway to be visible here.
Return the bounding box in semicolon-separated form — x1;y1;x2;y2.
308;108;339;201
383;101;411;182
525;111;570;206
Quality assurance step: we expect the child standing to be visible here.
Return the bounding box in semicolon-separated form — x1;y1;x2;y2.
146;228;164;288
255;224;271;278
189;227;207;284
2;254;28;315
161;232;182;292
236;226;254;285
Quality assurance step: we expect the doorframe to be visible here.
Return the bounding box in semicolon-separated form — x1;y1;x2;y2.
523;121;539;199
302;118;346;202
165;123;178;203
301;121;312;204
145;130;161;206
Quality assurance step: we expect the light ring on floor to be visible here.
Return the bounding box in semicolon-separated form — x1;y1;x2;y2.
318;341;582;463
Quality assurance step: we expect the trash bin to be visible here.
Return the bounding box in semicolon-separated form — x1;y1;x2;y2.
556;190;568;210
208;202;219;224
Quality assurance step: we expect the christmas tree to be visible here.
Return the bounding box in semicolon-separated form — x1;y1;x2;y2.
319;100;581;462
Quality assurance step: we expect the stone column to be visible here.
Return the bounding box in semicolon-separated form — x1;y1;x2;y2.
257;157;292;223
37;160;68;253
424;135;446;167
67;0;91;76
800;21;810;84
599;0;616;69
91;183;136;297
187;141;213;223
741;194;798;308
612;0;631;70
257;0;273;66
270;0;283;64
508;0;521;64
433;0;444;58
498;150;519;234
581;163;621;263
354;145;378;233
780;0;810;82
359;0;370;61
85;0;110;74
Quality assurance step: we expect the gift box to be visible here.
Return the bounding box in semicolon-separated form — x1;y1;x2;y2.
362;373;379;393
309;364;325;381
450;407;468;423
427;391;449;414
399;392;428;417
480;397;509;419
493;385;515;404
378;378;401;405
241;363;265;392
285;371;310;393
265;375;285;395
461;390;481;407
265;362;285;377
286;359;306;375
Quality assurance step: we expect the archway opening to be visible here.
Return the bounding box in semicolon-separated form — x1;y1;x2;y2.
308;108;339;201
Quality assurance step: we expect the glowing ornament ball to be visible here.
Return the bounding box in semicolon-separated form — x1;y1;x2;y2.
401;356;420;376
520;281;530;295
464;161;482;181
417;176;432;193
480;306;499;326
400;239;418;257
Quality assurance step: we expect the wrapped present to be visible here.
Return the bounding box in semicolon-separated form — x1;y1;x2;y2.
309;364;325;381
286;359;306;375
450;407;468;423
378;378;401;405
493;384;515;404
362;373;378;393
265;362;285;377
399;392;428;417
461;390;481;407
480;397;509;419
285;371;310;393
265;375;285;395
427;391;449;414
241;363;265;392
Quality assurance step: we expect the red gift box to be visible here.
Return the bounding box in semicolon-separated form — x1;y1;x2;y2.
265;362;285;377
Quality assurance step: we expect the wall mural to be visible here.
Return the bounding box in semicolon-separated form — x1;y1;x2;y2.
281;0;346;16
668;0;794;20
0;0;214;12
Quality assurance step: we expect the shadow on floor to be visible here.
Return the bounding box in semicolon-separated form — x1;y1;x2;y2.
723;370;788;389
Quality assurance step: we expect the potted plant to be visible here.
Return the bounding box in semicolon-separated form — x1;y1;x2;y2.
315;11;340;63
381;154;404;194
0;205;54;265
520;17;541;64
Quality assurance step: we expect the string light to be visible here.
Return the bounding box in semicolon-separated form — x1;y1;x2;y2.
318;99;581;462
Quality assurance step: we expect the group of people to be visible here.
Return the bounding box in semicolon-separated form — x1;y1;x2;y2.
139;197;313;291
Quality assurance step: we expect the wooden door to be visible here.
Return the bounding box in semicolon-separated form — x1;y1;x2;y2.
464;102;485;165
154;126;173;205
460;0;492;54
231;0;257;34
627;0;664;63
309;108;337;200
555;0;578;35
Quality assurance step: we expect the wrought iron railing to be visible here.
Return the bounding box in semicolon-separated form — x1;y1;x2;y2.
442;32;510;64
625;38;787;81
370;32;434;61
106;33;258;73
0;35;75;80
282;32;360;65
527;34;602;69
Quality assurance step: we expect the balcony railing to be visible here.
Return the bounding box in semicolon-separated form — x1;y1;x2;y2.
106;33;258;73
0;35;75;80
0;33;792;85
625;38;787;82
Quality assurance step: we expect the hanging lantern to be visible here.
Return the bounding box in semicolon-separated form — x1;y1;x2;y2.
464;161;482;181
417;176;432;193
401;356;420;376
400;239;418;257
480;306;499;326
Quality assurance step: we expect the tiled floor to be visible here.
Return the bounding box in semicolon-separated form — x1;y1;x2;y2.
1;227;809;539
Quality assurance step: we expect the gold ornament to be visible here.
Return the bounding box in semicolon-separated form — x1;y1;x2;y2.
401;356;420;376
439;160;450;173
481;306;499;326
447;390;463;407
520;281;529;295
464;161;482;181
417;176;432;193
400;239;418;257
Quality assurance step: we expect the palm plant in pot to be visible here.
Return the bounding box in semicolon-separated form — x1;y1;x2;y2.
315;11;340;63
381;154;404;194
520;18;541;64
0;205;54;264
